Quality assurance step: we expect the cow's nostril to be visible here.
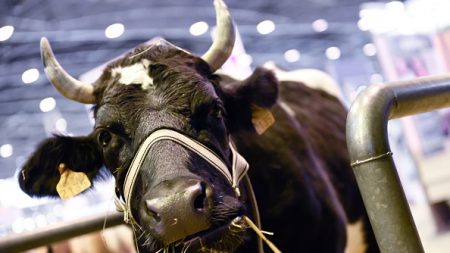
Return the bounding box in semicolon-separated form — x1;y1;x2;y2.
193;182;207;212
149;209;162;222
145;200;162;223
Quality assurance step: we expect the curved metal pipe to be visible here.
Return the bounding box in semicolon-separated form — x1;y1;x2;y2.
347;74;450;253
0;211;124;253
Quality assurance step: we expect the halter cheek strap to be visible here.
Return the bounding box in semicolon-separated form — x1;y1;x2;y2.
114;128;249;224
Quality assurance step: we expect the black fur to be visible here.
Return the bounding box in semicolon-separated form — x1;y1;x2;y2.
19;135;103;197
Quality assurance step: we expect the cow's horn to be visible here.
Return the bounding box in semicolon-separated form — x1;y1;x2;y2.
201;0;236;72
40;37;96;104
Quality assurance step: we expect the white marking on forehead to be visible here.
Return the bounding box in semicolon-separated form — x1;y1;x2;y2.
111;59;154;90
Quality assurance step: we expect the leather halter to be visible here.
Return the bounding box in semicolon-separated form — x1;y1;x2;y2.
114;128;264;252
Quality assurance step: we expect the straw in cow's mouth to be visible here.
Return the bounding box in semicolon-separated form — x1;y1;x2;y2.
163;215;282;253
166;216;248;253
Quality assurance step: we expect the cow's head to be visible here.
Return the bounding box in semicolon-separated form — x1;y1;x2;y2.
18;0;279;252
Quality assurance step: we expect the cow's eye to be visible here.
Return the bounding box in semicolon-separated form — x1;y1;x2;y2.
98;130;112;147
209;103;225;119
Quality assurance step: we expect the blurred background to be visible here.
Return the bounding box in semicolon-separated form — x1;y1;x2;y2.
1;0;450;252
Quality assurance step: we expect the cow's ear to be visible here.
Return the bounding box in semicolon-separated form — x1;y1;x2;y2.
220;67;279;133
18;135;104;198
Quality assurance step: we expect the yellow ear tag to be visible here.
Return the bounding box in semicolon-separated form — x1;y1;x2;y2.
251;104;275;135
56;163;91;200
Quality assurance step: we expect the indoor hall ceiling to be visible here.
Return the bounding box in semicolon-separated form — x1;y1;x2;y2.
0;0;390;178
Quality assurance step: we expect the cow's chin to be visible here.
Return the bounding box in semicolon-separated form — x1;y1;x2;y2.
147;216;248;253
181;216;248;252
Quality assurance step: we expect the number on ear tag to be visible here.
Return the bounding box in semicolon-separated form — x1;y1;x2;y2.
56;163;91;200
251;105;275;135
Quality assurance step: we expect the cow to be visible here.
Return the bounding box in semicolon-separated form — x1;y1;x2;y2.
18;0;379;252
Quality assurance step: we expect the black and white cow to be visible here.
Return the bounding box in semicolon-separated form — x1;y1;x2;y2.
18;1;379;252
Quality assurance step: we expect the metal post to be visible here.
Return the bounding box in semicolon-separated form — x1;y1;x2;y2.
346;74;450;253
0;211;124;253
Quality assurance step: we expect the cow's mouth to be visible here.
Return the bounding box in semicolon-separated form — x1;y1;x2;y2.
170;216;248;252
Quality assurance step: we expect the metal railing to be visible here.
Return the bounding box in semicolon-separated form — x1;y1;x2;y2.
0;211;124;253
346;74;450;253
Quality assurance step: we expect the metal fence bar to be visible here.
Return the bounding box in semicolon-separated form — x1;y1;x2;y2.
346;74;450;253
0;211;124;253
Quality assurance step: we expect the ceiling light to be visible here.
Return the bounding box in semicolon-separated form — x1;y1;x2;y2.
363;43;377;56
357;18;371;31
359;9;371;19
12;218;24;234
39;97;56;112
257;20;275;35
190;21;209;36
35;214;47;228
0;144;13;158
312;19;328;32
284;49;301;63
105;23;125;39
325;47;341;60
385;1;405;12
370;73;384;83
22;68;40;84
23;218;35;231
236;54;253;67
0;25;14;41
55;118;67;132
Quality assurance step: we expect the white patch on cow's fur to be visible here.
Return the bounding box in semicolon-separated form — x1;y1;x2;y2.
111;59;154;89
345;219;367;253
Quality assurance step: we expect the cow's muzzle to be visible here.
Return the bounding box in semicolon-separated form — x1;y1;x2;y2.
143;178;212;245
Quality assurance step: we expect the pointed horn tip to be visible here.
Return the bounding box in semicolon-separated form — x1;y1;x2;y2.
40;37;54;68
214;0;226;8
40;37;48;45
214;0;231;15
40;37;51;52
40;38;49;68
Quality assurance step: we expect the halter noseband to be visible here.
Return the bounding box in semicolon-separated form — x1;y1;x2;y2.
113;128;264;252
114;128;249;223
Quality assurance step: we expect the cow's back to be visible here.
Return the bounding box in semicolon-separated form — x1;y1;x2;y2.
278;80;364;221
278;80;379;253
